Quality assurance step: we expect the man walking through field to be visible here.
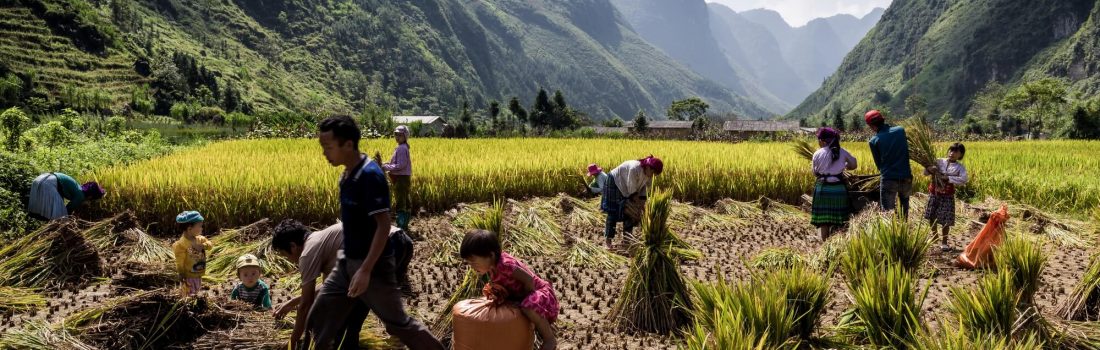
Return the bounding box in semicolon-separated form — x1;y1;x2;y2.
865;110;913;219
307;115;443;350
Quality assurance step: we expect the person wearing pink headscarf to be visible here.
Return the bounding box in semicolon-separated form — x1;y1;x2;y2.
810;127;857;240
600;155;664;248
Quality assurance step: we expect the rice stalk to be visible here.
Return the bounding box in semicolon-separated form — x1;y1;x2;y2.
564;236;627;269
750;248;808;271
0;286;46;315
842;214;930;288
849;263;927;348
993;233;1047;307
561;195;603;228
948;270;1019;339
914;322;1044;350
715;198;760;219
1057;254;1100;321
206;226;295;281
610;188;693;334
125;229;174;265
508;200;564;257
0;321;96;350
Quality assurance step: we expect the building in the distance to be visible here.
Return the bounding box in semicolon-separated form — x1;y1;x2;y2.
723;120;802;138
392;116;448;136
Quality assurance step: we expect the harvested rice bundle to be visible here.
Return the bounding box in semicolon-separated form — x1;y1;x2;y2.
0;287;46;315
750;247;808;271
205;220;294;280
715;198;759;219
0;218;103;289
564;235;627;269
609;189;693;334
0;321;96;350
64;290;235;350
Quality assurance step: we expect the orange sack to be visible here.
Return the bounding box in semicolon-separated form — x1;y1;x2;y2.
452;298;534;350
956;204;1010;269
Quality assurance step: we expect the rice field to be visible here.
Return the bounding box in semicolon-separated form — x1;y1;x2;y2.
88;138;1100;230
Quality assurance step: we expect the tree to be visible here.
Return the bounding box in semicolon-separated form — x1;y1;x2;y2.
831;104;845;131
530;89;553;130
631;110;648;133
905;94;927;120
1002;78;1068;138
1;107;30;151
962;115;984;135
667;97;709;121
489;100;501;132
459;100;474;136
936;112;954;132
1061;104;1100;139
508;97;527;125
603;117;624;127
849;115;863;132
872;87;892;104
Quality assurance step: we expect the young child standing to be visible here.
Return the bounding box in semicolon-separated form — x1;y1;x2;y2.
924;143;969;252
173;211;212;296
460;230;559;350
383;125;413;231
231;253;272;310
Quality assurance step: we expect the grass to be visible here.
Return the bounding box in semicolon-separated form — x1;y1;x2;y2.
842;214;931;287
850;263;927;348
689;265;829;348
992;233;1047;307
610;188;693;334
948;270;1020;339
91;139;1100;230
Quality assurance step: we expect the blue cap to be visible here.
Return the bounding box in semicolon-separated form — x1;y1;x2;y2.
176;211;204;224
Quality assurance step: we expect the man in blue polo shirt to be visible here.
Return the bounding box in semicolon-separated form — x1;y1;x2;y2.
307;115;442;350
865;110;913;219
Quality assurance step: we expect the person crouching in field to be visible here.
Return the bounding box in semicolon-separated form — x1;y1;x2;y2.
924;143;969;252
600;156;663;248
173;211;212;297
461;229;560;350
383;125;413;232
585;163;609;195
810;127;857;240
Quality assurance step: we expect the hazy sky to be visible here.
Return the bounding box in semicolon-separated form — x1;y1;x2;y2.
707;0;893;27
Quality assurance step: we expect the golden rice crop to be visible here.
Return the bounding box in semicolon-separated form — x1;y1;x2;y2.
89;138;1100;230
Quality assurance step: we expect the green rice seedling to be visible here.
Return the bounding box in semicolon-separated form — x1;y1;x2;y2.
993;233;1047;307
0;287;46;315
869;214;931;273
682;312;771;350
914;323;1043;350
948;270;1019;339
750;247;808;271
779;265;832;340
610;189;694;334
690;275;794;349
842;215;931;288
850;263;927;348
1058;254;1100;321
0;321;96;350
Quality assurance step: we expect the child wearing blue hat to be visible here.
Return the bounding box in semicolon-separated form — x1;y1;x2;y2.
173;210;212;296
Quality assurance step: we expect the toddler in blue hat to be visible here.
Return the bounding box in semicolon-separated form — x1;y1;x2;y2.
173;210;212;296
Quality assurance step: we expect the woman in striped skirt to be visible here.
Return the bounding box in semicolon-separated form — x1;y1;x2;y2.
810;127;857;240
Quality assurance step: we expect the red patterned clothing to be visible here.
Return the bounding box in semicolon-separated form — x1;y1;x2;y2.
489;252;560;323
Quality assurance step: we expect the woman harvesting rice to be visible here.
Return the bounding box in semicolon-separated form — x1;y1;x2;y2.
601;155;663;248
810;127;857;240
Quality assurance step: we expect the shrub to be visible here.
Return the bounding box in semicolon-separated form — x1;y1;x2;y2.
25;121;76;148
1;107;31;151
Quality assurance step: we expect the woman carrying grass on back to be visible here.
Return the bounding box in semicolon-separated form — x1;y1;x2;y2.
461;229;559;350
924;142;968;252
810;127;857;241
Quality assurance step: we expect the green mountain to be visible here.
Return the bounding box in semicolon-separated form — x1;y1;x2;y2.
707;3;810;110
791;0;1099;119
738;8;884;97
609;0;788;114
0;0;773;120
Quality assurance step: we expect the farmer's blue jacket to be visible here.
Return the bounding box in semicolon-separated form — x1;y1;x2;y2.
869;125;913;180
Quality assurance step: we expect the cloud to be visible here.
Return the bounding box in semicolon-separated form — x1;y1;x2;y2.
707;0;892;26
